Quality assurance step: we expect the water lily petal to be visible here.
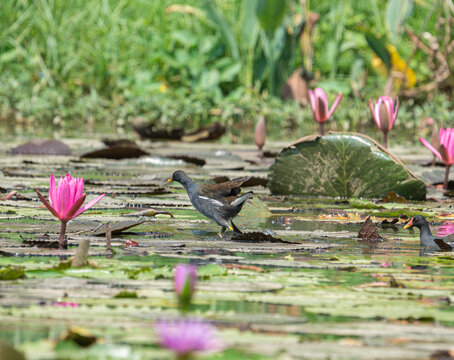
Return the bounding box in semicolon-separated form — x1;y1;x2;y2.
308;89;320;122
49;174;57;208
382;97;394;131
35;188;62;220
326;92;342;119
392;97;399;128
63;193;87;221
73;193;106;218
369;99;382;130
420;137;443;162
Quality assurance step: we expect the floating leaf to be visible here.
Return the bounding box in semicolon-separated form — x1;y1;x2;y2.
268;133;426;200
81;145;148;159
10;139;71;156
358;216;385;242
232;231;293;244
383;191;409;203
0;266;25;280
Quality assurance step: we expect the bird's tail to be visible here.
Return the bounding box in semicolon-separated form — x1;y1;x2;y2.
231;191;253;208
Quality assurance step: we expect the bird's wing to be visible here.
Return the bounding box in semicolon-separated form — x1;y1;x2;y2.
196;195;226;208
199;176;250;199
434;238;454;251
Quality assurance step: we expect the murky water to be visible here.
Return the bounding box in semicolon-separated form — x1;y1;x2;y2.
1;141;454;359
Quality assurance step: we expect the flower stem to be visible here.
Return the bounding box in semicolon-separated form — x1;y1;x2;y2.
177;353;193;360
59;221;67;249
319;122;325;136
383;132;388;149
444;165;451;190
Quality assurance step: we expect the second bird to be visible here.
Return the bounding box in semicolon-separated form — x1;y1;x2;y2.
166;170;253;238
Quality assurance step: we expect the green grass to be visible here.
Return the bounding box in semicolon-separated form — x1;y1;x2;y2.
0;0;453;141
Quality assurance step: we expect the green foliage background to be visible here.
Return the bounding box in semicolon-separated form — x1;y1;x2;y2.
0;0;452;142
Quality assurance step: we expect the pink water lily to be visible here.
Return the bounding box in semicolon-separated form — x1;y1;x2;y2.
420;127;454;189
308;88;342;135
154;319;224;358
437;221;454;237
174;264;197;313
35;174;105;249
369;96;399;148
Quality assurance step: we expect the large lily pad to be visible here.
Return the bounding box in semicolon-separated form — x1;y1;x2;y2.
268;133;426;200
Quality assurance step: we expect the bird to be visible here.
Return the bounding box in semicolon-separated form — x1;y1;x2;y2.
166;170;253;238
404;215;453;251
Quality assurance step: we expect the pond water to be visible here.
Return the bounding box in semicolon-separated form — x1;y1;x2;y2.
0;140;453;359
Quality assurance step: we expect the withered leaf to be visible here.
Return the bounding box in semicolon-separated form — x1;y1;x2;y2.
232;231;293;244
389;276;405;288
181;122;225;142
213;176;267;187
10;139;71;156
167;155;206;166
358;216;385;242
84;219;146;236
81;145;148;159
383;191;409;204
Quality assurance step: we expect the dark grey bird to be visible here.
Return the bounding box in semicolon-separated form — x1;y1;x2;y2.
404;215;454;251
166;170;253;238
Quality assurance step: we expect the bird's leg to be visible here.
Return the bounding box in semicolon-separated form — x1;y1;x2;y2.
230;221;242;234
218;226;226;239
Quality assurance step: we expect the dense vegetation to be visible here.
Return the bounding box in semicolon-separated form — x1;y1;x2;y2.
0;0;453;142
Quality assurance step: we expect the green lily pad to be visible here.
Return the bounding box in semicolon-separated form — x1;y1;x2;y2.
0;266;25;280
268;133;426;200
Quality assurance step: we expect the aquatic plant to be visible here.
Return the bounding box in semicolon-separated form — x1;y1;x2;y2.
420;127;454;189
154;319;223;359
308;88;342;136
369;96;399;148
437;221;454;237
35;174;105;249
255;115;266;158
174;264;197;313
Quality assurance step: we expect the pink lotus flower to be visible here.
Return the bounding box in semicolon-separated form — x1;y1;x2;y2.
308;88;342;135
154;319;224;357
53;301;79;307
35;174;105;249
420;127;454;189
437;221;454;237
369;96;399;148
174;264;197;313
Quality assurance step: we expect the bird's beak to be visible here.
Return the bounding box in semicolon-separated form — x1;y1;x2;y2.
403;217;413;229
165;177;173;184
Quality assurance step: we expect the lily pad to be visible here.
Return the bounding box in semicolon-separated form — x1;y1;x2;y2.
268;133;426;200
0;266;25;280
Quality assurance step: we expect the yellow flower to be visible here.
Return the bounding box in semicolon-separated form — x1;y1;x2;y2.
371;45;416;88
159;83;168;93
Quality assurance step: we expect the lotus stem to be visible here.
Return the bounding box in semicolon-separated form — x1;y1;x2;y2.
444;165;451;190
177;354;193;360
59;221;67;249
383;132;388;149
319;123;325;136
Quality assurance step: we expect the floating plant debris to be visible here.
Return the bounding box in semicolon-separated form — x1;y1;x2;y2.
358;216;385;242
